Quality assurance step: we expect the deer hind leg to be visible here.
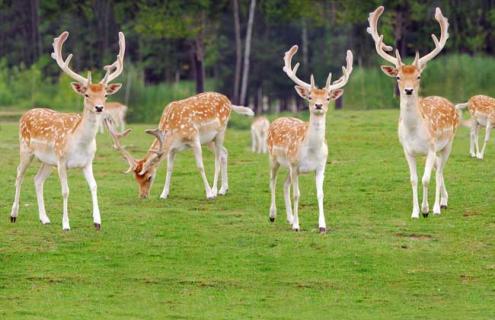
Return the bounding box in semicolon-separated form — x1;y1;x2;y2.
160;150;176;199
191;139;214;199
83;164;101;230
57;162;71;230
214;132;229;195
437;142;453;211
251;129;257;152
34;164;52;224
10;149;33;222
269;159;280;222
469;120;478;157
283;173;293;224
290;165;300;231
474;122;481;157
404;151;419;219
477;121;491;159
421;150;436;217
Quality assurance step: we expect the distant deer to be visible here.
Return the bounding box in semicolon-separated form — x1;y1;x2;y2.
251;116;269;153
107;92;254;199
98;101;128;133
9;31;125;230
268;45;353;233
456;95;495;159
368;6;459;218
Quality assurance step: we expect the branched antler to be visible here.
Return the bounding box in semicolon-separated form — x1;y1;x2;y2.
326;50;354;91
105;118;136;173
51;31;90;84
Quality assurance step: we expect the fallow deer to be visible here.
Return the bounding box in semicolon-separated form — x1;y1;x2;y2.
9;31;125;230
456;95;495;159
107;92;254;199
98;101;128;133
267;45;353;233
251;116;270;153
368;6;459;218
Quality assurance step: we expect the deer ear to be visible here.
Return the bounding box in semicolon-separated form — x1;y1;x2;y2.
71;82;87;95
381;65;398;77
106;83;122;95
294;85;310;99
329;89;344;101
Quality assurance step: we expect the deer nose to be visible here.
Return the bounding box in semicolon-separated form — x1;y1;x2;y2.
404;88;414;95
95;105;104;113
315;104;323;110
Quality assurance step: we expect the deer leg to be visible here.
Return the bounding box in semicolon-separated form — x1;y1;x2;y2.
477;121;491;159
290;166;300;231
215;132;229;195
283;173;293;224
57;162;70;230
34;164;52;224
469;120;477;157
160;150;176;199
269;159;280;222
251;130;257;152
421;151;436;217
316;165;326;233
404;151;419;219
474;123;481;157
434;142;452;214
83;164;101;229
10;150;33;222
191;139;214;199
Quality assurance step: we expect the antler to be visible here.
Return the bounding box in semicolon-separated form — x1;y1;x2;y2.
416;8;449;68
100;32;126;84
367;6;401;67
51;31;90;84
326;50;354;91
105;118;136;173
139;129;165;175
283;45;312;89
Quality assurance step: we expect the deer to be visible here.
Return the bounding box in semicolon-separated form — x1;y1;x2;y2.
9;31;125;230
367;6;460;219
455;95;495;159
106;92;254;199
98;101;128;133
251;116;270;153
267;45;353;233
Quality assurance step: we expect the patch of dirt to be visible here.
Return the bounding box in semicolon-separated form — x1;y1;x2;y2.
463;210;480;217
395;232;434;240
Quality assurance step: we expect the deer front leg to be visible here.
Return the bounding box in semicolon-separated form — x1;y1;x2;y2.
283;173;293;224
83;164;101;230
10;151;33;222
315;165;326;233
477;121;491;159
34;164;52;224
290;166;300;231
57;162;70;230
474;123;481;157
469;121;478;157
404;151;419;219
191;139;214;199
269;160;280;222
160;150;176;199
421;150;436;217
251;130;257;152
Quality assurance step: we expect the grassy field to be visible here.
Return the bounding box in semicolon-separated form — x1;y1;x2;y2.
0;109;494;319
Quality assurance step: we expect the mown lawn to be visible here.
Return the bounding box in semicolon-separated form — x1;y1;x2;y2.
0;109;494;319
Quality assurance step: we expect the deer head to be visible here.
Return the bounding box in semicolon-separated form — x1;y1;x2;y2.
367;6;449;97
52;31;125;114
283;45;353;115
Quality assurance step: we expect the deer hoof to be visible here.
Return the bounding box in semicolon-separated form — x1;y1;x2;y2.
10;216;16;223
94;223;101;231
269;217;275;223
422;213;429;218
440;205;447;209
319;227;326;234
293;228;299;232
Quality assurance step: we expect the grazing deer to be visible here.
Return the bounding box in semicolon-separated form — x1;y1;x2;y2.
98;101;128;133
267;45;353;233
251;116;270;153
368;6;459;218
107;92;254;199
9;31;125;230
456;95;495;159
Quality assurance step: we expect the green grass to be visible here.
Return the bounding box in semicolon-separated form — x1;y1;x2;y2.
0;109;494;319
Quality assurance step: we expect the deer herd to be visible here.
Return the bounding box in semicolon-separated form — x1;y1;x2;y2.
7;6;495;233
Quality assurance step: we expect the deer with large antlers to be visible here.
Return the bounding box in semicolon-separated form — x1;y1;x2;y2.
9;31;125;230
107;92;254;199
367;6;459;218
267;45;353;233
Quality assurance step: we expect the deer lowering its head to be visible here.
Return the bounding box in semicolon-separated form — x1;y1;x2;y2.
267;45;353;233
10;31;125;230
368;6;459;218
107;92;254;199
251;116;270;153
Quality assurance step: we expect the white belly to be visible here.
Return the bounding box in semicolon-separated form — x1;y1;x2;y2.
199;129;218;144
399;123;450;155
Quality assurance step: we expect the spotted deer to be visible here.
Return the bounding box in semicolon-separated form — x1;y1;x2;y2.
98;101;128;133
107;92;254;199
267;45;353;233
368;6;460;218
251;116;270;153
9;31;125;230
456;95;495;159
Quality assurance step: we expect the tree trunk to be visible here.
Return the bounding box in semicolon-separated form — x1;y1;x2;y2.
301;18;308;71
193;36;205;93
232;0;242;104
239;0;256;105
335;96;343;110
29;0;41;63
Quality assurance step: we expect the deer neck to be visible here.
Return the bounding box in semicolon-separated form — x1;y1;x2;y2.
306;113;326;146
399;93;422;129
73;109;100;145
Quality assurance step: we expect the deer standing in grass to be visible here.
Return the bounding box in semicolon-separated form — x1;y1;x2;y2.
98;101;128;133
107;92;254;199
456;95;495;159
251;116;270;153
9;31;125;230
368;6;459;218
267;45;353;233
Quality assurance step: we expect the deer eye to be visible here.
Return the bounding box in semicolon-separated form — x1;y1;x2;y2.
417;76;421;80
147;176;153;182
84;94;89;98
308;96;312;100
396;76;400;80
105;94;108;97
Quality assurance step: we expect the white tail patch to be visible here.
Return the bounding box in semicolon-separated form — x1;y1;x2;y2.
231;105;254;117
